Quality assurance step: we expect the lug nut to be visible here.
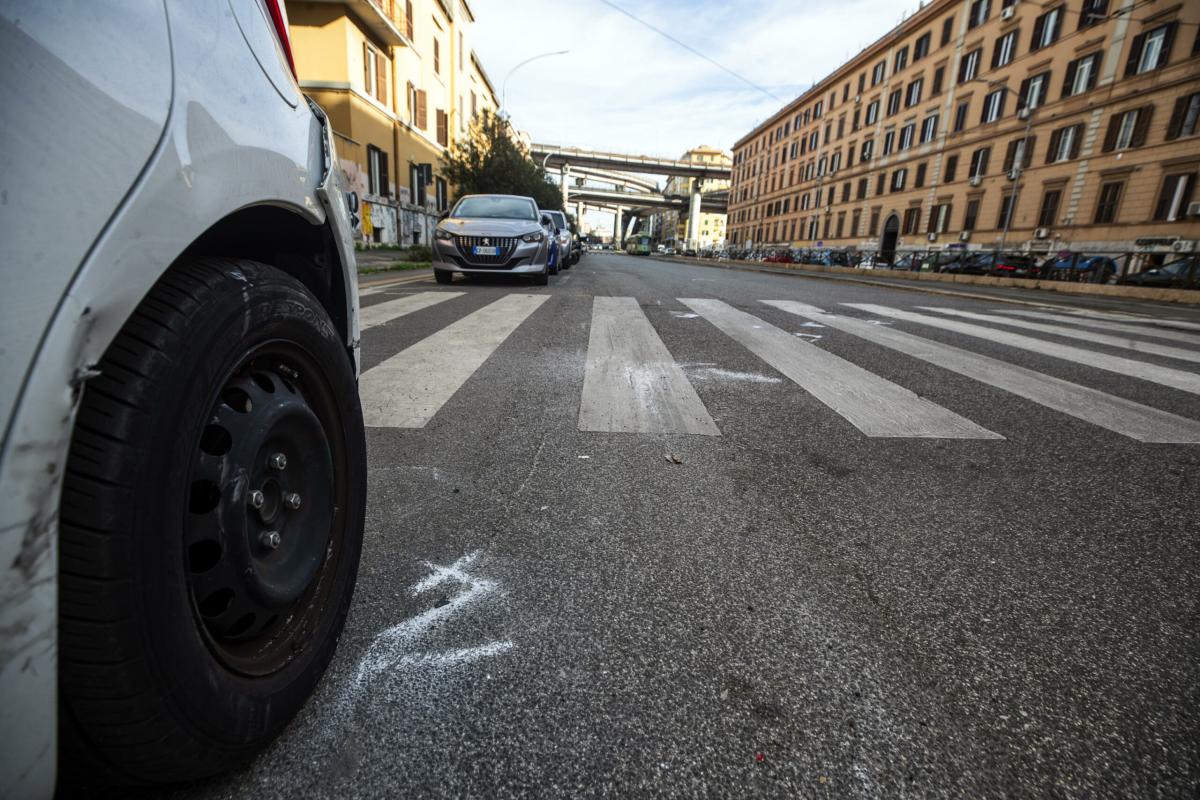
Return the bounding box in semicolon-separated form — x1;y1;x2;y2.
268;452;287;470
284;492;302;510
248;489;265;509
259;530;281;550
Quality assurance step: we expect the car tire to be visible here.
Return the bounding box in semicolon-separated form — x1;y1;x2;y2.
434;269;454;284
533;269;550;286
58;257;366;788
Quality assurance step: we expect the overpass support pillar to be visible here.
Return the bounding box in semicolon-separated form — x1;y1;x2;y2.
686;187;702;250
561;164;570;209
615;206;624;248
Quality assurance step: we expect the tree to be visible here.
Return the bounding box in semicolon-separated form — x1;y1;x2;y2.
441;110;562;211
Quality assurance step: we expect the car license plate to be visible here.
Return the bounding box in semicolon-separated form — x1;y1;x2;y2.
472;246;499;256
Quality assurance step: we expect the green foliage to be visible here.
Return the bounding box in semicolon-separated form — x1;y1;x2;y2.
404;244;433;261
441;110;562;211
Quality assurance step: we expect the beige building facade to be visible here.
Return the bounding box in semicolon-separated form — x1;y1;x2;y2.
728;0;1200;265
287;0;499;245
648;146;731;249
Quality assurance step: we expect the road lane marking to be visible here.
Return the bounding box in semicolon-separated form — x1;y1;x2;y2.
919;307;1200;365
578;297;720;435
994;309;1200;348
846;304;1200;396
1024;306;1200;332
681;299;1000;439
360;294;548;427
358;273;435;295
766;301;1200;444
359;291;464;331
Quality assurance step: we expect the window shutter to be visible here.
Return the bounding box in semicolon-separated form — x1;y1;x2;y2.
1031;15;1045;50
1045;129;1061;163
1023;135;1036;167
1154;177;1177;221
379;150;389;196
1101;115;1120;152
416;90;427;129
1166;95;1187;140
1062;60;1078;97
1003;139;1018;171
1131;105;1153;147
1017;78;1031;109
1069;125;1082;159
1158;22;1178;70
1124;33;1145;77
363;43;371;92
376;53;387;104
991;38;1003;69
1049;7;1062;43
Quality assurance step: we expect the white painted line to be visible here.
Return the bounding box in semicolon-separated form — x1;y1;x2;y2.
682;299;1000;439
360;294;549;427
359;291;464;331
1027;306;1200;332
846;304;1200;396
767;301;1200;444
919;307;1200;365
578;297;720;435
994;309;1200;348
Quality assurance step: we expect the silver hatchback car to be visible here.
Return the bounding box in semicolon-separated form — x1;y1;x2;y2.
433;195;554;285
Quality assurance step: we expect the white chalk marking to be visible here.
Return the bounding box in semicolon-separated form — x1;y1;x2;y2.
685;366;783;384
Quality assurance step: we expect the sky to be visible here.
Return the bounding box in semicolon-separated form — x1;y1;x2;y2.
469;0;917;233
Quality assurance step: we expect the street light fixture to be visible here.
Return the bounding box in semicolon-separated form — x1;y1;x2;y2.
971;78;1036;253
500;50;569;117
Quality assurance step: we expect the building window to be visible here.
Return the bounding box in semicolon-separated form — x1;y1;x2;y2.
914;32;932;60
895;47;909;72
1063;52;1101;97
876;173;886;195
367;144;389;197
852;209;862;235
436;176;448;211
1046;124;1082;162
900;124;915;150
887;89;902;116
1127;23;1177;76
993;30;1018;69
861;139;874;161
1079;0;1107;30
1166;93;1200;140
928;203;952;233
1153;173;1196;221
891;168;908;192
1031;6;1063;51
859;73;866;94
921;114;939;143
883;130;896;155
959;48;981;84
869;207;882;236
872;61;886;86
1102;106;1152;151
1003;135;1036;172
1038;189;1061;228
932;66;945;96
458;32;464;71
915;162;928;188
405;0;414;39
1094;181;1123;223
970;146;991;178
842;182;851;203
436;109;449;146
836;212;846;238
1018;72;1050;112
906;78;924;107
433;37;440;74
852;109;861;132
997;193;1015;228
968;0;990;30
364;43;387;104
866;100;880;125
814;100;824;118
837;116;846;138
944;154;959;182
830;151;842;172
954;100;970;132
903;207;922;234
942;16;955;46
964;197;981;230
857;178;869;199
981;89;1005;124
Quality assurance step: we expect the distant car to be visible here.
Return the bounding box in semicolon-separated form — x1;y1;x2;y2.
763;251;794;263
433;194;554;285
1046;254;1119;282
543;210;574;269
1;2;367;792
890;253;922;271
978;253;1039;278
857;255;891;269
925;252;971;273
1117;256;1200;288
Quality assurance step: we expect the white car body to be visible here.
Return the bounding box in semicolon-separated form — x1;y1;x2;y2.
0;3;358;796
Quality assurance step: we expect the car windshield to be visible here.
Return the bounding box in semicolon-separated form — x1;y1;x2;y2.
452;196;537;220
546;212;566;228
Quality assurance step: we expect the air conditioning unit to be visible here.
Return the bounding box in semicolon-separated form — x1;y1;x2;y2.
854;95;862;104
959;231;971;241
1007;169;1021;181
1001;6;1015;20
969;175;982;187
927;232;938;242
1035;227;1050;239
1186;201;1200;217
825;205;832;213
1172;239;1196;253
1017;107;1031;120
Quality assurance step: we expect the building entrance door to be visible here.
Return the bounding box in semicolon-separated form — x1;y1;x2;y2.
881;214;900;263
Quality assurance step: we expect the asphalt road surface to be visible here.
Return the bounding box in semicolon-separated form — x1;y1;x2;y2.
169;253;1200;799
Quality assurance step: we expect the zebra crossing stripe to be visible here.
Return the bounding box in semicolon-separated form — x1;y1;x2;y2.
578;297;719;435
360;294;549;428
681;299;1000;439
846;304;1200;396
766;301;1200;444
1025;307;1200;333
994;309;1200;348
359;291;464;331
918;307;1200;365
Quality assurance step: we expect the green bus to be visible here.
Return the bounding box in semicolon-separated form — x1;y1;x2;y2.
624;234;652;256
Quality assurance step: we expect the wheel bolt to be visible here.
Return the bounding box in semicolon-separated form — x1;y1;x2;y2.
259;530;281;550
268;452;287;470
284;492;302;510
248;489;265;509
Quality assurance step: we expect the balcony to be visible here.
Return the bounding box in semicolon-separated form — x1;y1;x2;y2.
307;0;408;46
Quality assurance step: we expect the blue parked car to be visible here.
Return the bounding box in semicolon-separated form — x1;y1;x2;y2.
1047;254;1119;281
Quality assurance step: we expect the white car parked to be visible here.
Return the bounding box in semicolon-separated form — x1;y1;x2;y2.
0;2;365;795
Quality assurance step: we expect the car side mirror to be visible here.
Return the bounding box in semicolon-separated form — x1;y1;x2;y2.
541;214;552;226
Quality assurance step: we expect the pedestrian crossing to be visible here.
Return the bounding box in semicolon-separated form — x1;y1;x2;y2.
355;291;1200;443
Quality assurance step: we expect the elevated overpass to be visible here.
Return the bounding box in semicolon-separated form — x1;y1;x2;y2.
570;187;727;214
531;144;731;180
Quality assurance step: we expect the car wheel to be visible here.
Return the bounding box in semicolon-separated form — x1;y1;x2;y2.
434;269;454;284
58;258;366;787
533;269;550;286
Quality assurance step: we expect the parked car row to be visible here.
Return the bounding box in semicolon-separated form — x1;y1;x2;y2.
432;194;583;285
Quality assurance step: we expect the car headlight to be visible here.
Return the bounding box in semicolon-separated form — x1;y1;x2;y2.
435;228;453;240
521;231;545;243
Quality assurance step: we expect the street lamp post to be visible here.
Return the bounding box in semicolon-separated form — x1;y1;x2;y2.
500;50;569;117
974;78;1035;253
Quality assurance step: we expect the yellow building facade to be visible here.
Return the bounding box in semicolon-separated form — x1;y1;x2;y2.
287;0;498;245
728;0;1200;266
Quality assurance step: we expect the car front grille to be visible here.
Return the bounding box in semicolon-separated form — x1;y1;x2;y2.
455;235;518;266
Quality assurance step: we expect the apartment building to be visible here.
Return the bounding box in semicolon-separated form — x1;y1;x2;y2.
287;0;499;245
727;0;1200;264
